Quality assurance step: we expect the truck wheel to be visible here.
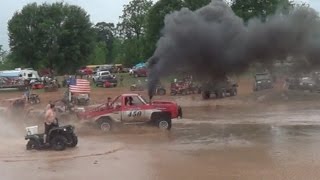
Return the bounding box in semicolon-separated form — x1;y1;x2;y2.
170;90;177;96
50;135;67;151
26;139;39;150
178;106;183;118
217;91;226;98
36;97;41;104
197;88;202;94
157;119;171;130
66;134;78;147
157;88;166;96
98;119;113;132
230;89;237;96
202;91;210;99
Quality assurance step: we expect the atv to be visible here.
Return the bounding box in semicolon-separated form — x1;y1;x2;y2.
25;119;78;151
28;94;41;104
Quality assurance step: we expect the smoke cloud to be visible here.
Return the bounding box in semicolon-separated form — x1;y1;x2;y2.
147;0;320;97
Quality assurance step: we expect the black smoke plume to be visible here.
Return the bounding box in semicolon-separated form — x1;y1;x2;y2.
147;0;320;97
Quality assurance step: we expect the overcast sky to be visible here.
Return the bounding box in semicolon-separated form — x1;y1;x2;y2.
0;0;319;50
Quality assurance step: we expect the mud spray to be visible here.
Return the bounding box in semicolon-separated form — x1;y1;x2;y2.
0;116;25;138
147;0;320;97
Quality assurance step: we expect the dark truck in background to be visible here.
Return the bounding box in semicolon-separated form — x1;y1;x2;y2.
201;78;238;100
253;72;273;91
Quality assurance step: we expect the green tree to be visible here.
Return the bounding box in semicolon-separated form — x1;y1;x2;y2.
93;22;115;62
183;0;211;11
231;0;294;22
117;0;153;66
144;0;183;58
0;45;5;62
88;41;109;65
0;51;17;70
8;2;95;74
111;38;126;64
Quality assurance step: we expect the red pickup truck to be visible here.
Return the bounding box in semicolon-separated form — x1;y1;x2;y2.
77;67;93;75
76;93;182;131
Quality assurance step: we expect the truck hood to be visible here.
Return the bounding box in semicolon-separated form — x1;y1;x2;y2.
151;100;177;105
151;100;178;110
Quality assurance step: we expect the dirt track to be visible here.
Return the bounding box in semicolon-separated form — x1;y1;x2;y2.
1;77;320;180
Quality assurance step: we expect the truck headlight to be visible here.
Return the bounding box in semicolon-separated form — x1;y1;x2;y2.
257;81;261;84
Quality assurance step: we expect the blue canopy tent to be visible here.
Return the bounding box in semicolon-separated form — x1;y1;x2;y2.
133;62;146;69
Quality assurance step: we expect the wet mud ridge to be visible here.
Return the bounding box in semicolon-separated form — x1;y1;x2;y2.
1;147;124;163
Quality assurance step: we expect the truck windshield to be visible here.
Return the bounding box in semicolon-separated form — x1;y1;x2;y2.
139;96;148;105
255;74;270;81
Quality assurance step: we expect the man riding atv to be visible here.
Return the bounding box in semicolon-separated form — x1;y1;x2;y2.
44;103;56;144
25;102;78;151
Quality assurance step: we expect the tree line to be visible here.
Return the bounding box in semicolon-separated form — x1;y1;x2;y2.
0;0;295;74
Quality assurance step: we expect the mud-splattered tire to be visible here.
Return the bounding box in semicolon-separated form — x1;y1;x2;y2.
202;91;210;99
35;97;41;104
67;134;78;147
217;91;226;98
230;89;237;96
157;119;172;130
178;106;183;118
26;139;39;150
50;135;67;151
170;91;177;96
157;88;166;96
98;118;113;132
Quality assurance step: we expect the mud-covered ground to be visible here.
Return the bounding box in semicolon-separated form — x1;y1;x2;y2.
1;77;320;180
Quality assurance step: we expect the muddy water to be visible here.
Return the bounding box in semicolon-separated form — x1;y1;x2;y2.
1;104;320;180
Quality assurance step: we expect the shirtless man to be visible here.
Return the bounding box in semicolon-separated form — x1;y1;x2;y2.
44;103;56;144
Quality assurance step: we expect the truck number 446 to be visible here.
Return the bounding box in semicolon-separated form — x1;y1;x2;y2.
128;110;142;117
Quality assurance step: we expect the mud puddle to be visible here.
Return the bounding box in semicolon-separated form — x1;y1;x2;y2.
1;104;320;179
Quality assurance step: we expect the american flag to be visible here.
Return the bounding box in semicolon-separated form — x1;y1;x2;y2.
69;79;91;93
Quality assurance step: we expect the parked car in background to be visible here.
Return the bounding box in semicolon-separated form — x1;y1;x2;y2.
97;64;117;73
133;67;148;77
298;76;318;92
253;72;273;91
77;67;93;76
92;71;112;82
95;76;118;87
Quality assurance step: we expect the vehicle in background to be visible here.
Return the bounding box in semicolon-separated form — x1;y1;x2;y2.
133;66;148;77
201;78;238;99
130;81;166;96
97;64;117;73
287;76;319;92
298;77;318;92
72;93;90;106
77;66;93;76
253;72;273;91
95;76;118;87
0;68;40;81
170;78;201;96
92;71;113;82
